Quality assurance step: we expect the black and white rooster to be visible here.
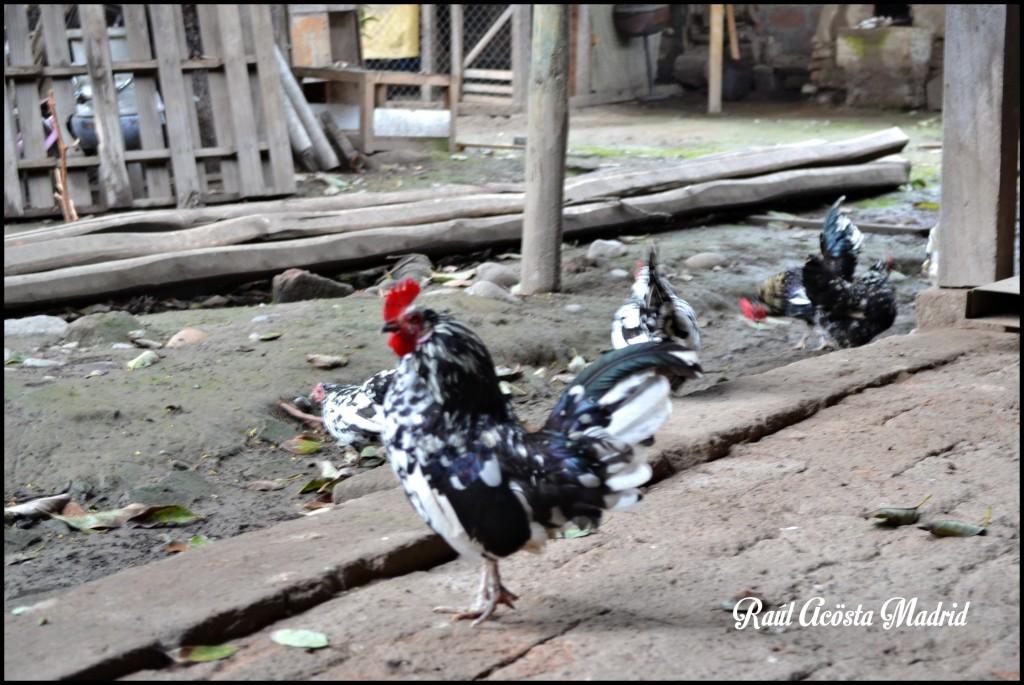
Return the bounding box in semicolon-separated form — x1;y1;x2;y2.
380;278;702;625
802;254;897;348
310;369;396;448
740;195;864;350
611;245;701;389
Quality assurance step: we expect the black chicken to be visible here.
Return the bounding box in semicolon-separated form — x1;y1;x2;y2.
380;278;702;625
801;254;897;348
740;196;864;350
819;195;864;280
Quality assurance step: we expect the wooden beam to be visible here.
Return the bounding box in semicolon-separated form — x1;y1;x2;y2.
708;4;724;114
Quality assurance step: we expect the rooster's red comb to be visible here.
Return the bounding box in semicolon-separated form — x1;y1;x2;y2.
384;278;421;321
739;297;758;320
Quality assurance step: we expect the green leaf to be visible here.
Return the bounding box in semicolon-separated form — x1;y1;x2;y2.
181;644;239;662
280;434;323;455
271;628;329;649
189;534;211;547
133;505;201;527
299;477;334;494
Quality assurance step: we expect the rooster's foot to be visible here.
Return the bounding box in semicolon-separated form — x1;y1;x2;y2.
434;558;518;626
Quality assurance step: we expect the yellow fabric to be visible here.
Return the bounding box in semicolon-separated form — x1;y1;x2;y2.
361;4;420;59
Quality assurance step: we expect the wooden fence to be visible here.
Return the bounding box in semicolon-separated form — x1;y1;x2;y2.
4;4;295;220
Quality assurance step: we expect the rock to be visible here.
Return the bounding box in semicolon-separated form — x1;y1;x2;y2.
63;311;143;346
388;253;433;284
587;239;628;260
166;327;209;348
685;252;728;270
464;280;521;305
332;466;400;504
271;268;355;303
4;315;69;348
474;262;519;288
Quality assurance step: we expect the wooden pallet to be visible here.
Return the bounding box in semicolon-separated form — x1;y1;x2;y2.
3;4;294;219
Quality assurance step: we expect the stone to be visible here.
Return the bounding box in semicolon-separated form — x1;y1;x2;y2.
272;269;355;303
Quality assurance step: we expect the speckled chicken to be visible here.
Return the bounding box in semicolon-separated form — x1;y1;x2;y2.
380;278;702;625
611;244;701;389
310;369;395;448
802;254;897;348
740;196;864;350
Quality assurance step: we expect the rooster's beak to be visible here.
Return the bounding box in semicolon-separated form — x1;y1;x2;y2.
381;321;398;333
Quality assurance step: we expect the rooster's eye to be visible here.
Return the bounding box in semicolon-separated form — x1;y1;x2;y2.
408;312;423;325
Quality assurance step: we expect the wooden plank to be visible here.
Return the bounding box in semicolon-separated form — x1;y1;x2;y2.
197;4;241;196
462;83;514;96
250;4;296;193
3;77;25;216
121;4;172;200
463;68;513;81
295;67;453;87
5;4;54;210
80;3;133;208
216;5;264;196
148;4;202;208
39;5;92;209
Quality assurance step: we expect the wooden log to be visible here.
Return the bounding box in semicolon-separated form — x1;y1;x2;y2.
563;126;909;203
4;185;501;247
274;44;340;170
283;95;317;172
4;159;909;309
5;194;527;275
744;215;932;236
318;110;362;171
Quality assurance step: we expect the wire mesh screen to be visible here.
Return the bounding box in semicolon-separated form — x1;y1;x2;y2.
360;4;515;104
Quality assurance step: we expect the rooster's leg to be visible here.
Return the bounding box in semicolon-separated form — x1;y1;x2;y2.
811;324;834;351
433;557;518;627
791;324;811;350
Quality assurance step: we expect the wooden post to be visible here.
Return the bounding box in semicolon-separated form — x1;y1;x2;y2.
725;5;740;60
938;4;1019;287
520;5;569;295
708;4;724;114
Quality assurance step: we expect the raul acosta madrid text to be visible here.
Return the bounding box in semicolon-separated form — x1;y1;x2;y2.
732;596;970;630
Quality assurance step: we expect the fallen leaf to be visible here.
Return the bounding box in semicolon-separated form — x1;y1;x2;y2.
50;503;201;532
271;629;329;649
306;354;348;369
280;434;324;455
126;350;159;371
4;493;71;522
169;645;239;663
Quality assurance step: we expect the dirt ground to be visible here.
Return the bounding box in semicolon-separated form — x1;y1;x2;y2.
4;97;946;612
